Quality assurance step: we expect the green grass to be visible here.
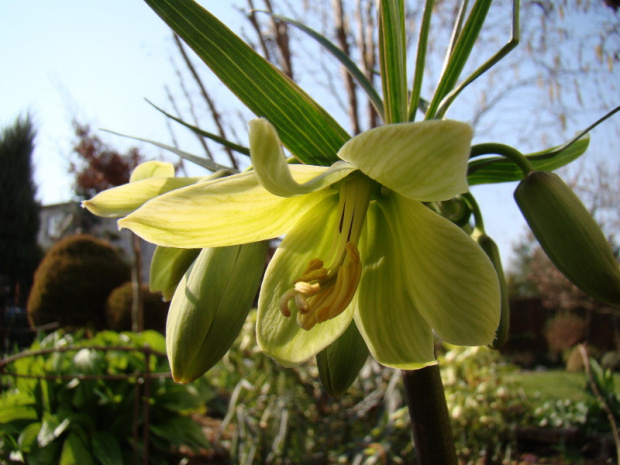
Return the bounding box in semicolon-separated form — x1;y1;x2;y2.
507;370;620;402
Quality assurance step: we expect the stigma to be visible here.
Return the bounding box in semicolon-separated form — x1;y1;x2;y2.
279;176;372;330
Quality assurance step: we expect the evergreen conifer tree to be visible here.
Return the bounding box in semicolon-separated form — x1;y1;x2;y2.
0;116;42;309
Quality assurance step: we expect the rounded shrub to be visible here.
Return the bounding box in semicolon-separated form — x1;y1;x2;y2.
27;234;130;330
106;282;169;333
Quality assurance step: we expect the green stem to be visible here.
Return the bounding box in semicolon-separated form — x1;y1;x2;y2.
461;192;485;232
402;365;457;465
470;142;534;176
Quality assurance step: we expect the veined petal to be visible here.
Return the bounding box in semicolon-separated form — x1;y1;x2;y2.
257;195;354;367
378;193;500;346
353;203;437;369
119;169;333;248
83;176;202;218
130;161;175;182
338;120;472;201
249;118;355;197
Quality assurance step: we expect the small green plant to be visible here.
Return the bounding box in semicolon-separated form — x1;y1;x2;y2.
27;234;131;330
0;330;210;465
441;346;528;464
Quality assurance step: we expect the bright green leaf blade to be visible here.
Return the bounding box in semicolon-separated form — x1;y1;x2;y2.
18;422;42;453
408;0;434;121
146;99;250;156
262;12;384;121
426;0;492;119
143;0;350;165
467;135;590;186
90;432;123;465
379;0;408;123
435;0;520;118
0;393;37;423
59;431;95;465
103;130;234;172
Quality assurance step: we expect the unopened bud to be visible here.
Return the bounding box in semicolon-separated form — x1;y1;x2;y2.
150;246;201;301
316;322;369;396
473;231;509;349
515;171;620;305
166;242;267;384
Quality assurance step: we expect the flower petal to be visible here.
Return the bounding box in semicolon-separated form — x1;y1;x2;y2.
353;203;437;369
119;169;333;248
337;120;472;201
83;176;203;218
249;118;355;197
130;161;175;182
378;193;500;346
257;195;354;367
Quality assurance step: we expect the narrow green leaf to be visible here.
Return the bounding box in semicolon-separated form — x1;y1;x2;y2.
146;99;250;156
261;12;385;121
0;392;37;423
103;130;235;172
408;0;435;121
467;135;590;185
379;0;408;123
59;431;96;465
90;432;123;465
143;0;350;165
426;0;492;119
436;0;520;118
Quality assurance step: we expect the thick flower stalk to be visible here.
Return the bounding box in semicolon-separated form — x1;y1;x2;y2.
112;118;501;369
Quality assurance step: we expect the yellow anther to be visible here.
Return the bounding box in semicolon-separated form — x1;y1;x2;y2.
292;242;362;330
279;176;372;330
294;282;321;295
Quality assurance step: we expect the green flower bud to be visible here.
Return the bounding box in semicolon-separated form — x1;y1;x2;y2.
166;242;267;384
316;322;369;396
515;171;620;305
150;246;201;301
472;231;510;349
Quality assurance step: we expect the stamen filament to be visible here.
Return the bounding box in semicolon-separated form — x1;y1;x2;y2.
280;176;372;330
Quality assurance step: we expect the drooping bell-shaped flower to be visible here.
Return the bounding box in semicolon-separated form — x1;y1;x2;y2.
117;118;501;369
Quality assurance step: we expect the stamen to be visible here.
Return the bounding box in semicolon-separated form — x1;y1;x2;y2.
295;242;362;330
279;176;372;330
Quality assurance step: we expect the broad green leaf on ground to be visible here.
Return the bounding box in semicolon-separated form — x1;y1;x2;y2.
143;0;350;165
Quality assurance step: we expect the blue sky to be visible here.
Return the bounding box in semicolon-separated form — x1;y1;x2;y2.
1;1;238;203
2;1;618;268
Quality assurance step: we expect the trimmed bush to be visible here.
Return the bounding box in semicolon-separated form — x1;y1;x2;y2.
545;312;587;358
106;282;169;332
27;234;130;330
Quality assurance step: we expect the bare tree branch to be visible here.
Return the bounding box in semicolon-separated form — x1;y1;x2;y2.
173;34;239;170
